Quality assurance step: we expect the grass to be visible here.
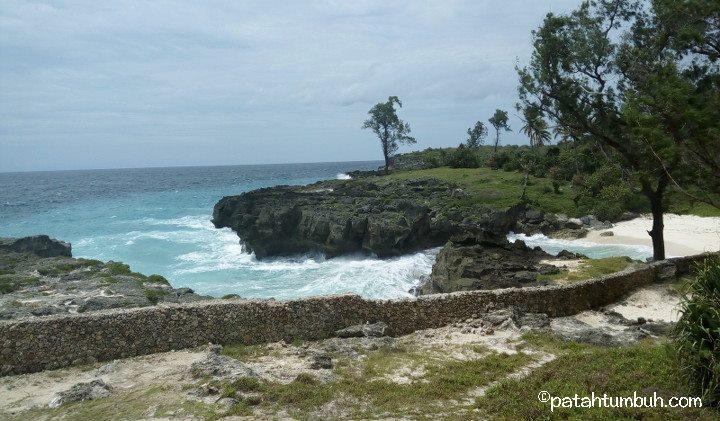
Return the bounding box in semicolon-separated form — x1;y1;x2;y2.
212;344;533;419
476;334;716;420
0;274;40;294
538;257;635;283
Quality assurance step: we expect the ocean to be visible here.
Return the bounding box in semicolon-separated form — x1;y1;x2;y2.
0;162;653;300
0;162;438;299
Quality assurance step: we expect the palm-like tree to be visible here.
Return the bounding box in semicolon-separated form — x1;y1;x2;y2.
520;107;551;150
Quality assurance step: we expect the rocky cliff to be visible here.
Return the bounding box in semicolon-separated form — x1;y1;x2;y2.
212;178;524;259
0;236;211;320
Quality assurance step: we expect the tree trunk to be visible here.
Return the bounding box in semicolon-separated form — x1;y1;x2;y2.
648;192;665;260
641;176;668;261
383;152;389;175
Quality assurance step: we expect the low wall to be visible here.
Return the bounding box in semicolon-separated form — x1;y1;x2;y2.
1;253;716;376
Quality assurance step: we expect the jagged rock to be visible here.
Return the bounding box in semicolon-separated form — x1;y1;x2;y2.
600;231;615;237
48;379;111;408
419;231;552;294
211;181;529;259
565;218;584;229
518;313;550;329
335;322;389;338
0;235;71;257
190;353;259;379
619;211;640;221
482;308;519;327
550;317;648;346
310;352;334;369
556;249;587;259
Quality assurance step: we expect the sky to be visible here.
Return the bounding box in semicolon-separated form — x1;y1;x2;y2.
0;0;583;172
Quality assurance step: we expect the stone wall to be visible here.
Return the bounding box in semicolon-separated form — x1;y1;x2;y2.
1;252;716;376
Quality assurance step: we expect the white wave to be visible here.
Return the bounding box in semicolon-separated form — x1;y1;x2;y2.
507;232;653;260
336;173;352;180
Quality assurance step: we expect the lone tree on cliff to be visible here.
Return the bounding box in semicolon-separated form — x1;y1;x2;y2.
488;109;512;153
517;0;720;260
465;121;488;149
362;96;416;174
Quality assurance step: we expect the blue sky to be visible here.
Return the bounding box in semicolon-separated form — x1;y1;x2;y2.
0;0;581;172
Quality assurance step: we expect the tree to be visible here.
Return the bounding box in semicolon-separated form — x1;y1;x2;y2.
517;0;720;260
465;121;488;149
520;106;551;150
362;96;416;174
488;109;512;153
518;105;552;200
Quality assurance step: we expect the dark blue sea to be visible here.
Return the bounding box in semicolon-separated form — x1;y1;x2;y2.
0;162;441;299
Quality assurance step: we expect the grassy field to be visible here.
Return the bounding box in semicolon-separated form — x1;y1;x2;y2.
374;166;720;218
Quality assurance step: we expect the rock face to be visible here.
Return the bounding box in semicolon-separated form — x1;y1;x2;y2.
0;244;212;320
212;179;521;259
0;235;71;258
418;231;559;294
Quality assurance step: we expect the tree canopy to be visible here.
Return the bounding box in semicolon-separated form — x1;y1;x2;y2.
518;0;720;260
466;121;488;149
362;96;416;174
488;109;512;153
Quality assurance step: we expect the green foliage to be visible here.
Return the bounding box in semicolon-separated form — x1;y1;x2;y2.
465;121;488;149
538;257;634;283
144;288;166;305
145;274;170;285
674;258;720;406
518;0;720;258
477;339;714;419
221;293;241;299
0;275;40;294
488;109;511;152
447;144;480;168
107;262;132;275
362;96;416;173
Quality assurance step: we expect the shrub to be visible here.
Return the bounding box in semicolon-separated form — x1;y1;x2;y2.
447;144;480;168
107;262;132;275
674;258;720;407
146;274;170;285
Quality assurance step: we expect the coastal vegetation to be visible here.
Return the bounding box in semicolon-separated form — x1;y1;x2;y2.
362;96;416;174
516;0;720;260
674;257;720;407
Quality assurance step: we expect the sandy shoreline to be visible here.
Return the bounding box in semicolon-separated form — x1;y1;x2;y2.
584;214;720;257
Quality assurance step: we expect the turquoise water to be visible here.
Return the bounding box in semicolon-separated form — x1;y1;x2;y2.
0;162;437;299
1;162;656;299
507;232;653;261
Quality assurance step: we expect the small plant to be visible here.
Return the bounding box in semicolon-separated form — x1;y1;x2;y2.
674;258;720;407
146;274;170;285
144;288;166;305
107;262;132;275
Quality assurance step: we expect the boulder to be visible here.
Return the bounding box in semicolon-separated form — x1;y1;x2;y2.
421;231;553;294
336;322;389;338
49;379;111;408
0;235;71;257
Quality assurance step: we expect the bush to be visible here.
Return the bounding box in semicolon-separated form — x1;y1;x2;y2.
674;258;720;407
447;145;480;168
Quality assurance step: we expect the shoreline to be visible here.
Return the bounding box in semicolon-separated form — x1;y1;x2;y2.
583;214;720;257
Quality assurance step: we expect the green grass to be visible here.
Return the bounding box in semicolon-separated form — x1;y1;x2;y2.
0;274;40;294
538;257;635;283
476;335;716;420
213;345;533;419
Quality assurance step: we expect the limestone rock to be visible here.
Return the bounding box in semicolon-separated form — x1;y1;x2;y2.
49;379;111;408
0;235;71;257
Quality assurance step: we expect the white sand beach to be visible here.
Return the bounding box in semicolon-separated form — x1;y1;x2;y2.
586;214;720;257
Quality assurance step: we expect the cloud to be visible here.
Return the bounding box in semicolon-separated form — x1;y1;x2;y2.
0;0;582;171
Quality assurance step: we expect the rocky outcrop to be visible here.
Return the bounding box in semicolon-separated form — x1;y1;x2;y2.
0;245;211;320
213;179;523;259
0;235;71;258
417;231;561;295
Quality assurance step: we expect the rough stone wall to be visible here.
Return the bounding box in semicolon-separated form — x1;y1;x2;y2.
1;252;716;376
